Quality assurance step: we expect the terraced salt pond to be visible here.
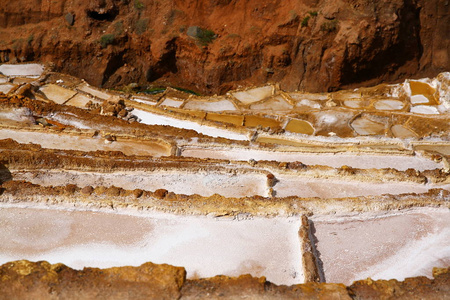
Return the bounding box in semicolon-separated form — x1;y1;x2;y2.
0;83;15;93
310;208;450;285
181;147;443;171
132;109;249;141
0;205;303;285
273;175;443;198
183;98;238;112
12;170;268;198
0;63;44;78
11;169;449;199
39;84;77;104
1;205;447;286
231;86;274;105
1;64;449;290
0;129;172;157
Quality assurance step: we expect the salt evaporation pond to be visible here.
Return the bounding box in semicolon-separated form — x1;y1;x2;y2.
0;206;304;285
311;208;450;285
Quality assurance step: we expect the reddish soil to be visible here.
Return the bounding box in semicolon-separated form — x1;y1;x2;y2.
1;0;448;94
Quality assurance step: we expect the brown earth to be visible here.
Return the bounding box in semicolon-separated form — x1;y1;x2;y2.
2;138;446;186
0;260;448;299
1;178;449;217
0;0;449;95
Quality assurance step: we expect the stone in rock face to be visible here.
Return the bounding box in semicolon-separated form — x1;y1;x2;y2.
80;185;94;195
348;272;450;299
186;26;201;38
64;13;74;26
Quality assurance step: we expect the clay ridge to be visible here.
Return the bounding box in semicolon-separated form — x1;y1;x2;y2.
1;180;448;217
1;139;448;185
0;260;448;299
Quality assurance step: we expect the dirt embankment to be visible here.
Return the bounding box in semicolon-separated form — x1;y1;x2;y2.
0;0;448;94
1;179;448;217
2;138;448;185
0;260;448;299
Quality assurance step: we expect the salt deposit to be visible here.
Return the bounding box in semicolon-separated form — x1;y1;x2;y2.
0;129;171;156
0;63;44;78
296;99;321;109
350;116;386;135
0;206;304;285
391;125;418;138
232;86;273;105
0;108;34;124
250;95;293;111
39;84;77;104
181;147;443;171
12;169;268;198
273;175;444;198
65;94;98;108
311;208;450;285
343;100;363;108
0;83;15;94
78;84;112;100
411;94;430;105
410;105;440;114
373;99;404;110
130;96;158;105
160;97;184;108
184;98;237;112
133;109;249;140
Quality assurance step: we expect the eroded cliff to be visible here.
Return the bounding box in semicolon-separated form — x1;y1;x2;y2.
0;0;449;94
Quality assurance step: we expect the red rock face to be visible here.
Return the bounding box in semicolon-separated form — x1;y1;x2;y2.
0;0;448;94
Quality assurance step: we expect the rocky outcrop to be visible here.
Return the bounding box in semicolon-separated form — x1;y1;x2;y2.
0;260;448;299
0;260;186;300
348;268;450;299
0;0;448;94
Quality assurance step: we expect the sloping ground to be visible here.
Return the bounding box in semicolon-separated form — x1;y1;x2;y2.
0;64;449;296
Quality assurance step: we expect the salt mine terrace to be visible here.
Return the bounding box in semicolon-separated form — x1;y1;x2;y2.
0;63;449;287
0;91;448;171
1;141;448;199
0;180;448;285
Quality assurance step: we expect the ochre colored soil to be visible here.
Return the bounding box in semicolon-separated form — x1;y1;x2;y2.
0;260;448;299
0;0;448;94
